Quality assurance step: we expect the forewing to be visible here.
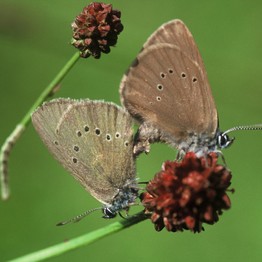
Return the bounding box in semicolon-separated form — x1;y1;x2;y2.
143;19;206;73
32;99;135;205
120;44;218;143
31;98;75;167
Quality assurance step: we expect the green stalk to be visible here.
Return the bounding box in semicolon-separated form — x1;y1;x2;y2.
8;212;148;262
0;52;80;200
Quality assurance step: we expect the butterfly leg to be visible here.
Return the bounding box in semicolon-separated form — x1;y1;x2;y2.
133;122;162;156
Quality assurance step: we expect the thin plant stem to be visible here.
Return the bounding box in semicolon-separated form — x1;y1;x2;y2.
0;52;80;200
8;212;149;262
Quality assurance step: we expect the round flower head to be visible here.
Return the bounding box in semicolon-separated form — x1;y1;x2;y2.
71;2;123;58
141;152;233;233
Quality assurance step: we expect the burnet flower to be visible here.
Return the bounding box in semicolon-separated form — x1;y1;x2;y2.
71;2;123;58
140;152;233;233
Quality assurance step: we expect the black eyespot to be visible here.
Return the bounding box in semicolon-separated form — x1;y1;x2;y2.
160;72;166;78
106;134;111;141
157;84;163;91
74;145;79;152
115;132;120;138
181;72;186;78
84;125;89;132
77;131;82;137
72;157;77;163
124;141;129;147
54;141;59;146
95;128;101;135
156;96;161;101
192;77;197;83
168;68;174;74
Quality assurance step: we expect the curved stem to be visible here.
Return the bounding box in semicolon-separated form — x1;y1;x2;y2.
8;212;149;262
0;52;80;200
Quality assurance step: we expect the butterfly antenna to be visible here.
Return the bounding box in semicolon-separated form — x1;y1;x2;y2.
222;124;262;136
56;207;102;226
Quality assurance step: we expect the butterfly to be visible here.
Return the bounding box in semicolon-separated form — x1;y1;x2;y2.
32;99;138;224
120;19;262;158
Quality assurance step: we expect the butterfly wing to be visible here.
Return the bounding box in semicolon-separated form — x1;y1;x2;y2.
32;99;135;205
142;19;207;73
120;20;218;151
120;43;218;146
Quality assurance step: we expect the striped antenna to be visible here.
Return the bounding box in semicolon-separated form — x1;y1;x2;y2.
222;124;262;136
56;207;102;226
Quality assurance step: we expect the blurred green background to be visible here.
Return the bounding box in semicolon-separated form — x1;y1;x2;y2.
1;0;262;261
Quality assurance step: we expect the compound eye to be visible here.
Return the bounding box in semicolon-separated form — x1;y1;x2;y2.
217;133;234;149
220;135;228;147
102;208;117;219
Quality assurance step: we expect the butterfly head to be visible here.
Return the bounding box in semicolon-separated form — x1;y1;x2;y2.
217;132;235;149
216;124;262;150
102;207;117;219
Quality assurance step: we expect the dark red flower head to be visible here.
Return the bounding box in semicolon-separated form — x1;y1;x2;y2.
140;152;233;233
71;2;123;58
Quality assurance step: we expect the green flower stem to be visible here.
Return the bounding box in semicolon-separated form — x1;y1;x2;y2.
0;52;80;200
8;212;149;262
